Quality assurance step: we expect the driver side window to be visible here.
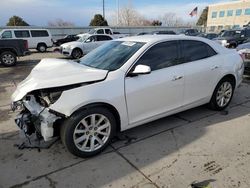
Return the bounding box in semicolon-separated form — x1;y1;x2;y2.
135;41;180;71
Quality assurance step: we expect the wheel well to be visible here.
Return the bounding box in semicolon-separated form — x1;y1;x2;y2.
72;47;83;53
221;74;236;89
73;103;121;132
0;48;17;56
37;43;47;48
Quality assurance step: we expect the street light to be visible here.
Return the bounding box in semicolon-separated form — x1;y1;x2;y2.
103;0;105;19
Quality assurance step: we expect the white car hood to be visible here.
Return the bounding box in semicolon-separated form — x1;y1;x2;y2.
12;58;108;102
61;41;82;48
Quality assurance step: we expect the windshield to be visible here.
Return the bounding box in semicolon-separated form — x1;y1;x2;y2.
77;35;89;42
221;30;241;37
88;29;96;34
79;41;145;71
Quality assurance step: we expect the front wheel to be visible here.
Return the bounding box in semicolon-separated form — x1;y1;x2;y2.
37;44;47;52
209;78;235;111
71;48;83;59
0;51;17;67
60;107;116;158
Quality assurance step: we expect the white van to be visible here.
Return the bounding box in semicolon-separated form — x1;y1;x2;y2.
0;29;53;52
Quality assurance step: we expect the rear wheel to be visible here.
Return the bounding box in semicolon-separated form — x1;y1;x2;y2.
209;78;235;110
0;51;16;67
60;107;116;158
37;43;47;52
71;48;83;59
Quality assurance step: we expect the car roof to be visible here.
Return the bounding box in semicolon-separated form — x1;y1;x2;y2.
116;35;207;44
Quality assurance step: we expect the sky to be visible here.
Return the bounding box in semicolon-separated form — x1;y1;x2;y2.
0;0;232;26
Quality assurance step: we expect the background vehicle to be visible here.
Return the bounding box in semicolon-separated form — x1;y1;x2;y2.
53;35;79;46
198;33;218;40
152;30;176;35
180;29;200;36
237;42;250;75
0;29;53;52
12;35;244;157
60;34;113;59
86;28;129;38
214;28;250;48
0;39;29;66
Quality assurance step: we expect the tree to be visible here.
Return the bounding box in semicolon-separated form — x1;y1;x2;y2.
197;7;208;26
151;20;162;26
48;19;74;27
89;14;108;26
6;15;29;26
161;13;184;27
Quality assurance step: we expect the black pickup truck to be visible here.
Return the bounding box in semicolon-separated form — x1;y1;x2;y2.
0;39;30;67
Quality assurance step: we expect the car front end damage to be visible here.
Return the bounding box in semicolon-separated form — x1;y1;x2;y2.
12;90;65;142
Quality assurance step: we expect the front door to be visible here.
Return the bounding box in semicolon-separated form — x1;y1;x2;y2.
125;41;184;125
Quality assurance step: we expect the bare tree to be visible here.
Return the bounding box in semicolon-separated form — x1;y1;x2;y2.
161;13;185;27
48;19;74;27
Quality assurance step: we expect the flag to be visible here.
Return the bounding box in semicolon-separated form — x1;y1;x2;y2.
189;7;198;17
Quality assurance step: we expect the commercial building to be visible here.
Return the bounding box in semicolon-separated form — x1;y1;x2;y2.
207;0;250;32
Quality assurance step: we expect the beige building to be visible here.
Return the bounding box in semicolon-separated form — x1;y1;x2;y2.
207;0;250;31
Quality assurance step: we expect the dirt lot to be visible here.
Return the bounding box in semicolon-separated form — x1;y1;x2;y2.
0;50;250;188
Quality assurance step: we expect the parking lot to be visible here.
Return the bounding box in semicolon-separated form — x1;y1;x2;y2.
0;51;250;188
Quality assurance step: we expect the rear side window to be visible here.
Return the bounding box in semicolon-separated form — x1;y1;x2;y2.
181;40;217;63
97;35;112;41
31;30;49;37
105;29;112;35
96;29;104;34
14;30;30;38
1;31;12;38
135;41;179;71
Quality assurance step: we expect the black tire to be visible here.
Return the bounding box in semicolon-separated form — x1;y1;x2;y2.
37;43;47;52
208;77;235;111
71;48;83;59
0;51;17;67
60;107;116;158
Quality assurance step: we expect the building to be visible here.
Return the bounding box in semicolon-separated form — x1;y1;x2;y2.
207;0;250;32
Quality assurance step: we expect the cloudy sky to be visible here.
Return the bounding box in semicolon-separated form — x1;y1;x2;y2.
0;0;231;26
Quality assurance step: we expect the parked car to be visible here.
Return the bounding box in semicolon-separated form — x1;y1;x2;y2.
137;32;149;36
214;28;250;48
11;35;244;157
53;35;79;46
0;39;29;66
0;29;53;52
198;33;218;40
180;29;200;36
237;42;250;75
60;34;113;59
152;30;176;35
86;28;129;38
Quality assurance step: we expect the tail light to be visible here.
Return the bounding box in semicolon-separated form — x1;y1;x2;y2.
24;40;28;50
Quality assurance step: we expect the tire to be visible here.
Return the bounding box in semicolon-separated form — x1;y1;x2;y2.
60;107;116;158
208;77;235;111
37;43;47;52
0;51;17;67
71;48;83;59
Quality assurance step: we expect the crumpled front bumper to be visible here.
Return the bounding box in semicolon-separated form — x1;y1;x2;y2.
13;95;61;141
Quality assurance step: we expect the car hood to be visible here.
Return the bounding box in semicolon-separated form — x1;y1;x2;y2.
237;42;250;50
61;41;82;48
12;58;108;101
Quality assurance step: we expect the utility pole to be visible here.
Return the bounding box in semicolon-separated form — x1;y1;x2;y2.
117;0;120;25
103;0;105;19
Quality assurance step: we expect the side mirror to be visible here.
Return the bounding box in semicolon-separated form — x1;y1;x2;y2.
85;38;91;43
128;65;151;77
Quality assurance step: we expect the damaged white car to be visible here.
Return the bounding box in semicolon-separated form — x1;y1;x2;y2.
12;35;244;157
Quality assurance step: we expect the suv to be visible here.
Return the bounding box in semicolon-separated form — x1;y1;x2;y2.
0;39;30;66
0;29;53;52
214;28;250;48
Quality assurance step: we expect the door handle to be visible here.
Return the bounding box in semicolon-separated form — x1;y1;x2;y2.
211;65;219;70
172;75;183;81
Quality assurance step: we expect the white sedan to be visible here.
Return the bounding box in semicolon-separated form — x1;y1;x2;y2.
60;34;113;59
12;35;244;157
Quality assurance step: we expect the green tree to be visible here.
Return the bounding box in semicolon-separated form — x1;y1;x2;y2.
89;14;108;26
6;15;29;26
196;7;208;26
151;20;162;26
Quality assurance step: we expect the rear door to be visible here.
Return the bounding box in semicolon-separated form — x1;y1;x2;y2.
180;40;221;106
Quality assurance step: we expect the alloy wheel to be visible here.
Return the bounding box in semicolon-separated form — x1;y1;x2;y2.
2;54;15;65
216;81;233;107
